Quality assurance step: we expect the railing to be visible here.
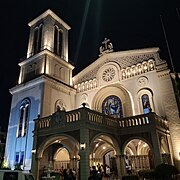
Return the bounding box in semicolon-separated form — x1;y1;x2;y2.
35;108;168;131
119;115;149;128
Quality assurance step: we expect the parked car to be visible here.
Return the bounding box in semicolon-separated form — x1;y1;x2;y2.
0;169;35;180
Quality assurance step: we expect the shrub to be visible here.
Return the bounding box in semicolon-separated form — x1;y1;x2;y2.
154;163;179;180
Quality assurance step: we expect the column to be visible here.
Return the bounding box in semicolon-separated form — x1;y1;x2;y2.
115;155;121;179
32;157;41;180
79;107;90;179
151;130;163;167
119;155;126;177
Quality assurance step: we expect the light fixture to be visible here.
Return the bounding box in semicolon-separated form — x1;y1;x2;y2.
55;140;61;143
80;143;86;150
31;149;36;154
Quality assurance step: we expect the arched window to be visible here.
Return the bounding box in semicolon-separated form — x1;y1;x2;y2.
142;94;151;114
17;99;30;137
55;99;66;111
102;95;123;118
32;24;42;55
54;25;63;57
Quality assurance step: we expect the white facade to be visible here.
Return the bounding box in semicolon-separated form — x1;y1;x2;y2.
4;9;180;176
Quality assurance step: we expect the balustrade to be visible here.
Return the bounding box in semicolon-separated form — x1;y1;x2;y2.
35;108;168;131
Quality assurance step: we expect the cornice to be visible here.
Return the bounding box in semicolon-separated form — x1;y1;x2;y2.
19;49;74;70
73;47;161;83
9;76;45;94
28;9;71;30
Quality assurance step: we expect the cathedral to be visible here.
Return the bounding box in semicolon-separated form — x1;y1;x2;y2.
4;9;180;179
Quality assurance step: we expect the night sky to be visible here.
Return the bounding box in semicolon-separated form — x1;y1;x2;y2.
0;0;180;131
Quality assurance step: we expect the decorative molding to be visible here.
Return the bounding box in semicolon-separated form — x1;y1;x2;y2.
137;76;149;87
102;67;115;82
75;53;159;84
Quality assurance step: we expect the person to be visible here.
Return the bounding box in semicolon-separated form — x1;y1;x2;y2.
68;169;76;180
105;165;111;179
127;165;132;175
89;166;99;180
63;169;68;180
72;168;76;180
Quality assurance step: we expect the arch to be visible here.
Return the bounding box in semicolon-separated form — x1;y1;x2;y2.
32;24;43;55
17;98;31;137
54;64;59;77
55;99;66;111
54;25;63;57
148;59;155;71
89;133;120;170
92;84;134;117
37;134;79;159
122;136;153;154
90;133;120;155
137;88;154;114
122;137;154;171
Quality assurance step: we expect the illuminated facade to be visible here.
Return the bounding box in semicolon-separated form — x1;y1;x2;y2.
4;9;180;179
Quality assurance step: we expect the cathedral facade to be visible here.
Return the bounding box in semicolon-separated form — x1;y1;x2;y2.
4;9;180;179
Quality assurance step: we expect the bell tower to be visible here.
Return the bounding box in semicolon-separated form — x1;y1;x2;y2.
18;9;74;86
27;9;70;60
5;9;75;171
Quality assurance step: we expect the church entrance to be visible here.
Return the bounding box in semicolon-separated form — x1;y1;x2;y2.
37;135;79;179
124;139;153;174
54;147;70;171
90;134;119;178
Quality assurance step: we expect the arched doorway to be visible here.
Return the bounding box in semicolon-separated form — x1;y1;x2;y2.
90;134;120;178
124;139;153;173
54;147;70;171
37;135;79;179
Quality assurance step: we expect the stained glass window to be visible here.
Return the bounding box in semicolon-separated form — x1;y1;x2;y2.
142;94;151;114
102;95;123;118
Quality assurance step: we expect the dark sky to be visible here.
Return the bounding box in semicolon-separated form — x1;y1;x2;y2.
0;0;180;131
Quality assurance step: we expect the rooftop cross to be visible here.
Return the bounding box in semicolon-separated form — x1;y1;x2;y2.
99;38;113;57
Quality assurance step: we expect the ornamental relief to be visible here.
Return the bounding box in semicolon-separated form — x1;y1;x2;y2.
102;67;116;82
137;76;149;87
76;53;158;83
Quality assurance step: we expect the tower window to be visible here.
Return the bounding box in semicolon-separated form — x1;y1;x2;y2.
17;99;30;137
54;25;63;57
32;24;43;55
15;151;24;165
102;95;123;118
142;94;151;114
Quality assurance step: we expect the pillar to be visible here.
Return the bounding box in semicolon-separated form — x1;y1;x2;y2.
79;107;90;179
32;157;41;180
116;155;122;179
119;155;126;178
151;129;163;167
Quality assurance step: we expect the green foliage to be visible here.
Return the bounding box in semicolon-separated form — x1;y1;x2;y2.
0;160;10;170
122;175;139;180
138;164;179;180
154;163;179;180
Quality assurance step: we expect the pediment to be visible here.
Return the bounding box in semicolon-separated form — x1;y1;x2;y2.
73;47;163;87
